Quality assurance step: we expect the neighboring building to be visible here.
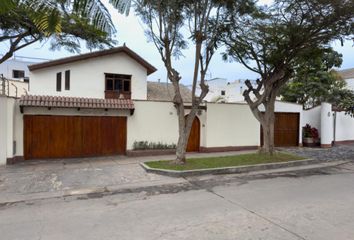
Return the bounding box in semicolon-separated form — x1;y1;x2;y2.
0;58;34;81
192;78;257;103
0;57;47;98
147;81;192;102
336;68;354;91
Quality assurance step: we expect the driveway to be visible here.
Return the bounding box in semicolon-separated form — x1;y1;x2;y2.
0;155;182;203
280;143;354;161
0;145;352;204
0;150;255;203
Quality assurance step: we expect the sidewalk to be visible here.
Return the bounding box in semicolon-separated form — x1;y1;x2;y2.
0;150;256;204
0;149;350;204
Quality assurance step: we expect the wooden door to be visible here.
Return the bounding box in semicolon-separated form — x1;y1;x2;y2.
186;116;200;152
24;115;127;160
260;112;299;147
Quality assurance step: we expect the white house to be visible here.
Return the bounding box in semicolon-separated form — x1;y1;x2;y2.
0;58;35;81
0;58;41;97
192;78;257;103
28;47;156;100
337;68;354;91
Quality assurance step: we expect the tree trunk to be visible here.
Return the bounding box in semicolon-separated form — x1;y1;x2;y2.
261;100;276;155
173;103;198;164
174;100;187;164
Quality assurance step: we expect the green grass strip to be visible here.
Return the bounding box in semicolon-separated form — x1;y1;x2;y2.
145;152;305;171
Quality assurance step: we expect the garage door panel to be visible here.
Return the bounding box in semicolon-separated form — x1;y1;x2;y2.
261;112;299;147
24;115;126;160
100;117;114;155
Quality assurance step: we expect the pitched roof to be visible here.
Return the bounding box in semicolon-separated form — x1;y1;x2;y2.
336;68;354;80
20;95;134;110
28;46;157;75
147;81;192;102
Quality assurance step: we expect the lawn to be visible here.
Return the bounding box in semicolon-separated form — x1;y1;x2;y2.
145;152;305;171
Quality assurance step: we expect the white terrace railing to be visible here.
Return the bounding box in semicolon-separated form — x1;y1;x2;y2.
0;75;8;96
0;75;28;98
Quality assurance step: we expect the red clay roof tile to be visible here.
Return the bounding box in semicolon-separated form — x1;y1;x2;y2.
20;95;134;110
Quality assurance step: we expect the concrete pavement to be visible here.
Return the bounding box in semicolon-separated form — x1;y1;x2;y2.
0;150;256;203
1;146;353;204
1;161;354;240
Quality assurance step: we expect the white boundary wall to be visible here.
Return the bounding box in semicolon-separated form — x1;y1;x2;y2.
0;96;19;165
205;103;259;147
0;96;7;165
320;103;334;145
302;103;354;144
335;112;354;142
2;99;353;165
302;106;321;135
127;101;179;150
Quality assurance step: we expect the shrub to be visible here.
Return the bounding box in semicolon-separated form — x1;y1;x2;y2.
133;141;176;150
303;124;319;139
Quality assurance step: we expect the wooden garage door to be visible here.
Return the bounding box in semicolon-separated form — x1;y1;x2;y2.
24;115;127;160
261;113;299;147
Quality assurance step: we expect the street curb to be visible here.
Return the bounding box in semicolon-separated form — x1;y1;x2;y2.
0;181;192;207
140;158;326;177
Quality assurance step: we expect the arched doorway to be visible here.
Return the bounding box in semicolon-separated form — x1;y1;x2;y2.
186;115;200;152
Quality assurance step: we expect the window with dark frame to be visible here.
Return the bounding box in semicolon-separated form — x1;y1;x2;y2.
221;90;226;96
65;70;70;90
13;70;25;79
56;72;62;92
105;73;131;92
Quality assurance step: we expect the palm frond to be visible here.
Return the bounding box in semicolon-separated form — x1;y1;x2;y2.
110;0;131;16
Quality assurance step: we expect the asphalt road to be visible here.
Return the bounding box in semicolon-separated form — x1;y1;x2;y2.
1;161;354;240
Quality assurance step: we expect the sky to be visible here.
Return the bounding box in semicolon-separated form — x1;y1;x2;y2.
1;0;353;85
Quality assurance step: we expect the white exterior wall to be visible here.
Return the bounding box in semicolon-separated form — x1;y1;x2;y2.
320;103;334;145
205;103;260;147
13;101;23;158
127;100;207;150
6;98;15;159
335;112;354;142
346;78;354;91
194;78;250;103
5;79;29;98
0;97;20;165
7;98;352;164
0;96;7;165
29;52;148;100
0;59;34;80
302;106;322;136
127;101;178;150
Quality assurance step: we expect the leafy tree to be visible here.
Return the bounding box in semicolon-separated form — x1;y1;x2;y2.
222;0;354;155
338;91;354;117
135;0;254;164
0;0;130;63
280;48;346;109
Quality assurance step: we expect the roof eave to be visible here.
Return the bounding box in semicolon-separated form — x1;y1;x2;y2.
28;46;157;75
